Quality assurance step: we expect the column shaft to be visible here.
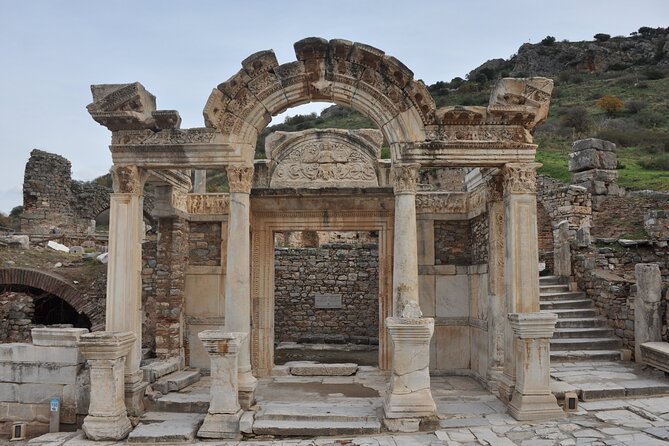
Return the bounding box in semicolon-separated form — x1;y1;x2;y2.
486;174;505;388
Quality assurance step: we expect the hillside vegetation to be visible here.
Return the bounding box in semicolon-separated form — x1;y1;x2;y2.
256;26;669;191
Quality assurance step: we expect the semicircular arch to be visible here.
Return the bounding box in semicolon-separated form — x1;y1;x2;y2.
203;38;436;161
0;268;103;331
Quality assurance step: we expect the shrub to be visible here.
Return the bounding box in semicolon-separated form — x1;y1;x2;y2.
642;67;666;80
560;106;591;133
634;109;665;128
625;99;648;114
639;153;669;170
596;95;624;116
541;36;556;46
594;33;611;42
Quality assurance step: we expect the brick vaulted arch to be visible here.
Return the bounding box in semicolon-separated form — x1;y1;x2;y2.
0;268;103;331
203;37;436;160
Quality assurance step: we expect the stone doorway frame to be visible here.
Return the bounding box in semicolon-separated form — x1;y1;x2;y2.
250;207;394;377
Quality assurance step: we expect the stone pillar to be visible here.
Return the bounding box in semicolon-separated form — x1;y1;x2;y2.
383;317;436;431
392;163;421;316
197;331;245;439
193;170;207;193
569;138;621;211
507;313;563;421
107;165;149;415
78;332;135;440
486;173;505;390
553;220;571;277
223;163;257;408
497;163;542;403
635;263;662;362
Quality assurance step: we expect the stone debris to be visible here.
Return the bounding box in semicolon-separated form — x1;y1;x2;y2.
47;240;69;252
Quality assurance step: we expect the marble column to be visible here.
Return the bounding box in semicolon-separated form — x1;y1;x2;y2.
635;263;662;362
197;331;245;439
193;170;207;193
497;163;542;403
383;317;436;431
223;163;257;409
507;313;563;421
485;173;505;391
392;163;421;317
107;165;149;415
78;332;135;440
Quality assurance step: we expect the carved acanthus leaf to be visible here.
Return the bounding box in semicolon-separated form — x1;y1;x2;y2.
392;164;420;195
227;164;254;193
111;165;149;194
502;163;541;195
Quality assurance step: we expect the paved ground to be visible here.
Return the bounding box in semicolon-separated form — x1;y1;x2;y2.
20;362;669;446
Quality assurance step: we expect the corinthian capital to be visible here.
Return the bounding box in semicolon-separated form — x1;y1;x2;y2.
502;163;541;195
391;163;420;195
227;163;254;193
111;165;149;194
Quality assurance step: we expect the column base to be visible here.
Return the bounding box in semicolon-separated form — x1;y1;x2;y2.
238;372;257;410
125;380;148;416
197;410;243;439
486;366;504;395
508;392;564;421
496;373;515;404
383;389;436;419
82;413;132;441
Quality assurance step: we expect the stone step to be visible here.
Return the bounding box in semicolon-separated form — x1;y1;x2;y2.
555;317;610;328
539;291;587;301
550;350;623;361
540;298;593;310
540;284;571;293
543;308;598;319
539;276;569;285
128;412;204;443
145;387;209;413
553;327;615;339
550;337;623;351
153;369;201;394
288;362;358;376
252;419;381;436
141;357;181;383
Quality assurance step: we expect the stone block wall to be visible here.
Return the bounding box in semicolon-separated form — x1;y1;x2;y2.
274;243;379;343
434;221;471;265
0;292;34;343
592;192;669;239
0;328;89;439
188;222;221;266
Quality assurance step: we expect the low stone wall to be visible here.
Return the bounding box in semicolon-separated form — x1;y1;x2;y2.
0;328;89;439
274;243;379;343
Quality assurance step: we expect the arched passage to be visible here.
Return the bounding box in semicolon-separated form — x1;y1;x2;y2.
0;268;103;331
203;37;436;160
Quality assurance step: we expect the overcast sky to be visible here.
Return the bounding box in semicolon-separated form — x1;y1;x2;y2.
0;0;667;213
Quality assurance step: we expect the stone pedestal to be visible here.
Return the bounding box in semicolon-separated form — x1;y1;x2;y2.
392;164;421;316
78;331;135;441
553;220;571;277
499;163;542;403
635;263;662;362
384;317;436;428
197;330;245;439
223;164;257;408
107;166;149;416
507;313;563;421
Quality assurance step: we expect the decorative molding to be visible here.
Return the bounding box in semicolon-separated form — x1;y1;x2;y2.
227;164;254;193
502;163;541;195
391;163;420;195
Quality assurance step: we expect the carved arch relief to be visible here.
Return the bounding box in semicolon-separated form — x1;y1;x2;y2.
265;128;383;188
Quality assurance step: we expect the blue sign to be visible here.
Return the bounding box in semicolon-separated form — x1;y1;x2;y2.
50;399;60;412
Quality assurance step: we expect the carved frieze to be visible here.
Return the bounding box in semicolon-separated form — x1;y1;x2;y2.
415;192;467;214
391;164;420;195
227;164;254;193
502;163;541;195
111;128;218;146
187;194;230;215
110;165;149;194
424;125;529;143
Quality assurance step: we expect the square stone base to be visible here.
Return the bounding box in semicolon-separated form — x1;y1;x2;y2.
384;390;436;419
496;373;515;404
125;381;149;417
82;413;132;441
508;392;565;421
239;389;256;410
197;410;243;439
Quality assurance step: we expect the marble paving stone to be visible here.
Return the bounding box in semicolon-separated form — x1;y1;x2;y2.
593;409;653;428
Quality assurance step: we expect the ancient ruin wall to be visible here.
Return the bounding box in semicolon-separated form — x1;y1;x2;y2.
274;243;379;343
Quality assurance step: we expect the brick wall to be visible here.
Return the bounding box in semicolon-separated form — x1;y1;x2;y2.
434;220;471;265
188;222;221;266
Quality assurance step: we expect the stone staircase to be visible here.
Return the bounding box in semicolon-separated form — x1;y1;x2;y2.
540;275;624;361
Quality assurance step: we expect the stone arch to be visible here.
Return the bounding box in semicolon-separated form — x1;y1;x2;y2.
265;128;384;188
0;268;103;331
203;38;436;160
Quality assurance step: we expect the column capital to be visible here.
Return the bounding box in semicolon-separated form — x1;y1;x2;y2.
111;165;149;194
227;163;254;193
391;163;420;195
198;330;246;355
508;312;557;339
78;331;136;361
502;163;542;195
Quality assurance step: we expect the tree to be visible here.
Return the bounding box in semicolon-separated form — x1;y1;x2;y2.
594;33;611;42
540;36;556;46
561;106;591;133
596;95;624;117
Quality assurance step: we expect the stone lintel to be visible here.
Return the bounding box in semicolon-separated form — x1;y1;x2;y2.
148;169;192;192
110;142;252;169
31;327;89;347
78;331;136;360
508;313;557;339
400;141;537;167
